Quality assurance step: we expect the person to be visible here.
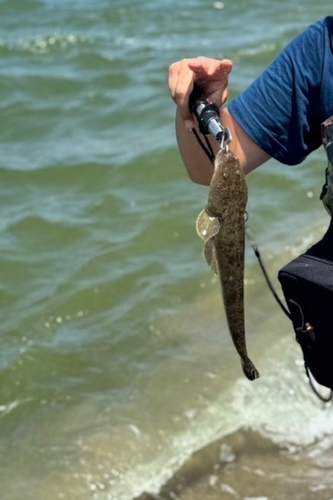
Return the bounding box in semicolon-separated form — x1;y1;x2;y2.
168;16;333;399
168;16;333;187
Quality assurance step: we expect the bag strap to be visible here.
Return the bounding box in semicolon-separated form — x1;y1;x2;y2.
245;225;292;319
305;365;333;403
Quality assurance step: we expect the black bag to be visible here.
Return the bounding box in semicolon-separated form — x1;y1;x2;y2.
275;116;333;401
278;219;333;399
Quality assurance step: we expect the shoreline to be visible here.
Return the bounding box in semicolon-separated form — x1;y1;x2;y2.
135;425;333;500
133;216;333;500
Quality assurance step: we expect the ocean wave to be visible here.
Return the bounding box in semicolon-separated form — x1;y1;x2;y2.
0;33;95;55
123;335;333;500
135;426;333;500
236;42;278;58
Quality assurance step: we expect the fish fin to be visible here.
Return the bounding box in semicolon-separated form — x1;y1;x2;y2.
196;209;220;242
204;239;219;275
241;358;260;381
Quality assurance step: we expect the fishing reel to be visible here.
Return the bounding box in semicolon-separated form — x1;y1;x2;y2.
189;84;232;149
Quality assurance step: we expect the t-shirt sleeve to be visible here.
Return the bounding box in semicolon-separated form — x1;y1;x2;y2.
228;20;326;165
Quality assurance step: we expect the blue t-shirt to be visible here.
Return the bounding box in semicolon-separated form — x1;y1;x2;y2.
228;16;333;165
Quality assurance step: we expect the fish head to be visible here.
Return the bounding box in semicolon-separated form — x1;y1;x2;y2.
208;151;248;217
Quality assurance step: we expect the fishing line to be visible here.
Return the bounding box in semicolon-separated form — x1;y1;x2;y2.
191;127;214;164
204;134;215;160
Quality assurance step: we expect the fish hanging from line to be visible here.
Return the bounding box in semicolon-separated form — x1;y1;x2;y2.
196;149;259;381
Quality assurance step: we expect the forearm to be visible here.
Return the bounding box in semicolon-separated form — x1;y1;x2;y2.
176;108;215;185
176;107;270;185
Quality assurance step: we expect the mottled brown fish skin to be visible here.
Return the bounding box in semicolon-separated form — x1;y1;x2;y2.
207;149;259;381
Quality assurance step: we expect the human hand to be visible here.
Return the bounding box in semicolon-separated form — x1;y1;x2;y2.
168;57;232;128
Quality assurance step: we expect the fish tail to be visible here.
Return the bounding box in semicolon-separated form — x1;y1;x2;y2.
241;357;260;381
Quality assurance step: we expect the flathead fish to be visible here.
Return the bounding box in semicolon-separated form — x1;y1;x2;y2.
196;149;259;381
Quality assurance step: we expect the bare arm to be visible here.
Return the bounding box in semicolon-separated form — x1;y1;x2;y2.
176;107;270;185
169;57;270;185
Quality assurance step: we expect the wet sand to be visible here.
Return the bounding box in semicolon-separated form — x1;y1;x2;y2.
136;427;333;500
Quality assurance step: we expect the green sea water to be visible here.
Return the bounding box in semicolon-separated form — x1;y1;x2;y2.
1;1;333;499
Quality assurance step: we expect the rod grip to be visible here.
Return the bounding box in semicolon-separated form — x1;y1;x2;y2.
189;84;204;114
